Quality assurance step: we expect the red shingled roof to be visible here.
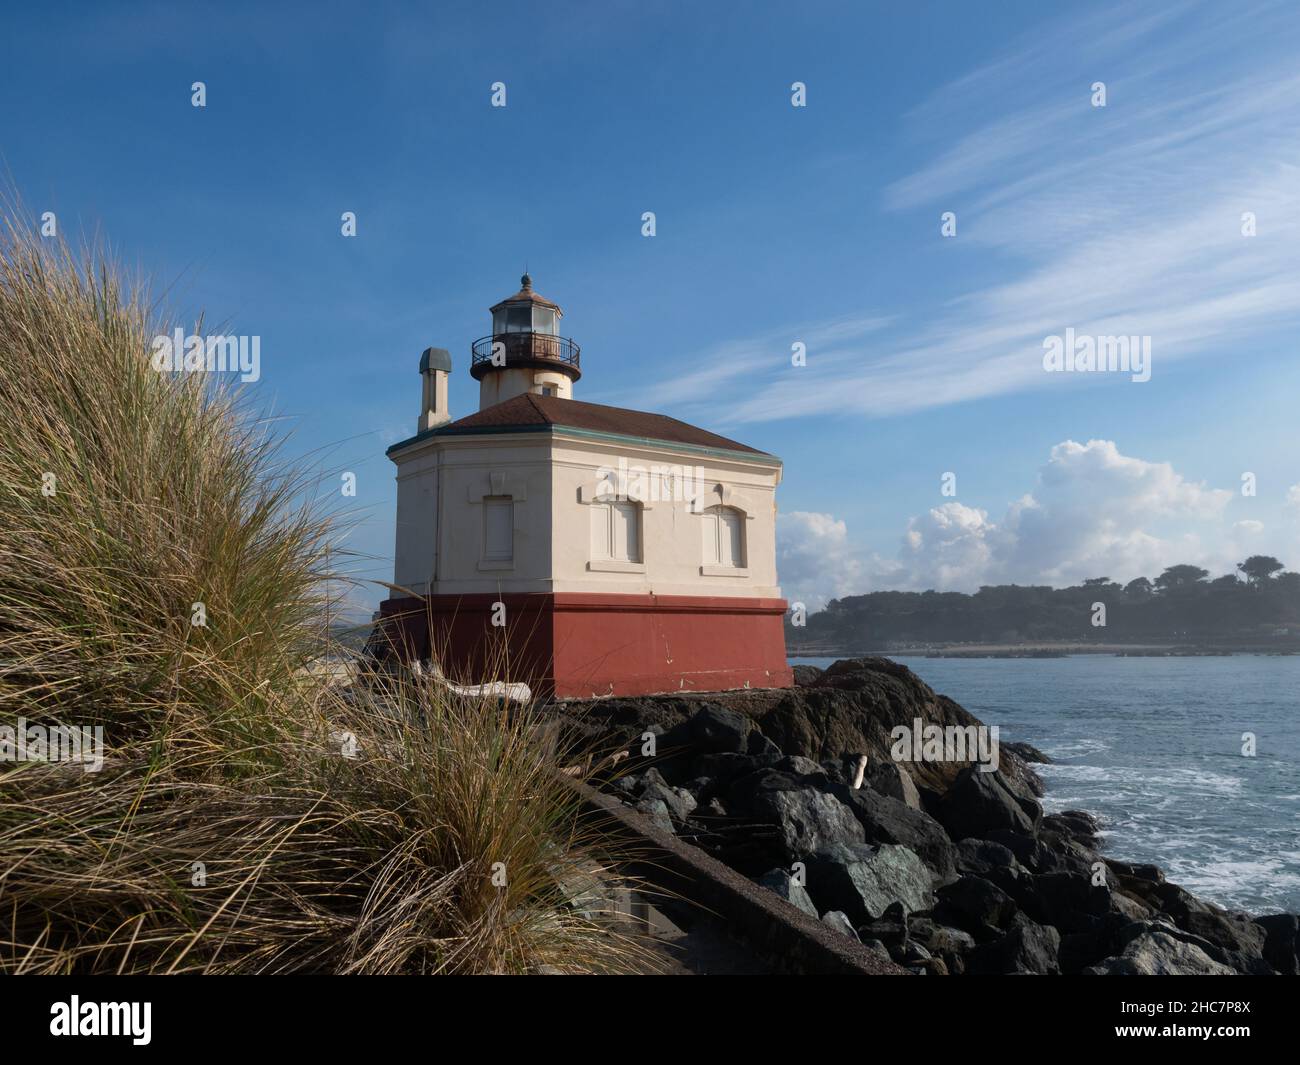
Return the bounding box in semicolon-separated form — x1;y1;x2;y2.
437;393;773;457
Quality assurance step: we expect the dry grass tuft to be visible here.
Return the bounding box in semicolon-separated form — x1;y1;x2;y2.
0;209;645;974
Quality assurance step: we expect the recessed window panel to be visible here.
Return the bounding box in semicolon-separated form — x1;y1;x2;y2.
483;498;513;561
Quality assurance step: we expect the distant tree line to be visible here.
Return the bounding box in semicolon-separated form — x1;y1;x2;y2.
787;556;1300;648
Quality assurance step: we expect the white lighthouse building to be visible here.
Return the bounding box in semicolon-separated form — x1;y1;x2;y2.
378;275;793;698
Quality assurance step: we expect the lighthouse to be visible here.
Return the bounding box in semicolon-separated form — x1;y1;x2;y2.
378;276;793;698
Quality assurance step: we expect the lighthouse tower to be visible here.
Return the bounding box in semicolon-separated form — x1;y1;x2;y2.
379;275;793;698
471;274;580;409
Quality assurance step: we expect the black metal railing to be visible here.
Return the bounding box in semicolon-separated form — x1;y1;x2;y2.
471;332;581;371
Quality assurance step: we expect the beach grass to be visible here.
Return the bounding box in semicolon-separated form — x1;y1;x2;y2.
0;209;643;974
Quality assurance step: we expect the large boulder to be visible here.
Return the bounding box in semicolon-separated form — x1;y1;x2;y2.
828;782;957;882
805;843;935;926
968;913;1061;975
791;664;824;687
936;766;1041;841
1019;870;1120;934
1041;810;1102;849
687;751;780;795
954;838;1020;877
661;704;756;756
1255;913;1299;975
1114;881;1273;972
863;760;923;810
934;875;1018;939
1177;907;1267;960
1084;923;1237;975
728;770;865;861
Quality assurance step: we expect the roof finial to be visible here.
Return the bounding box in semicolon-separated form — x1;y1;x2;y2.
521;270;532;290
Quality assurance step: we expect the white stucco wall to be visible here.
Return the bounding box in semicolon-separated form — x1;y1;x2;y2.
391;429;782;600
548;436;781;597
392;434;554;596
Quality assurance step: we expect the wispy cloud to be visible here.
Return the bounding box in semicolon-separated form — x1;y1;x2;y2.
608;314;893;412
662;1;1300;426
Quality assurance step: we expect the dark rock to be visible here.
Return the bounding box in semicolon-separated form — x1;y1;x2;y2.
563;657;1044;800
954;838;1019;877
662;704;754;755
639;777;696;823
804;843;935;926
1255;913;1299;975
827;781;957;883
753;657;1044;797
1106;858;1165;885
549;695;692;757
1021;870;1119;935
1179;908;1267;960
819;757;853;785
773;754;826;778
936;766;1041;841
934;875;1018;938
863;759;923;809
633;797;674;834
690;751;780;794
1083;922;1237;975
982;829;1042;868
743;778;865;861
1032;835;1100;878
860;905;910;957
1003;741;1052;764
561;660;1277;979
1042;809;1102;848
908;916;976;959
791;664;824;687
1132;882;1270;970
1112;891;1154;922
756;868;819;919
968;912;1061;975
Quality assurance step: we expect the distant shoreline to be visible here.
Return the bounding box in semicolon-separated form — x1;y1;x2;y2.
789;641;1300;659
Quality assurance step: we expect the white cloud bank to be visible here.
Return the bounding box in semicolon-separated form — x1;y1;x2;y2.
777;439;1295;603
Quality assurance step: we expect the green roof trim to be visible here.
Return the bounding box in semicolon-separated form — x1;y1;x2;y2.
386;422;782;466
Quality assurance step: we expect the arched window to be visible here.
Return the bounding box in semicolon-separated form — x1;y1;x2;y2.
701;505;744;568
591;499;641;563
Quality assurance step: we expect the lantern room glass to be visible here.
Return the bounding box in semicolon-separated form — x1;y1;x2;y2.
532;306;557;334
493;304;558;334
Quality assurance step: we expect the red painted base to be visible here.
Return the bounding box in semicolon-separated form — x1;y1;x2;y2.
373;592;794;699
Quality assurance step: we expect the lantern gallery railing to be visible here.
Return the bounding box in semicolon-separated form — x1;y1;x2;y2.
471;332;581;371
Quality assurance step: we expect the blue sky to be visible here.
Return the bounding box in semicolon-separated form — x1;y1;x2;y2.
4;0;1300;613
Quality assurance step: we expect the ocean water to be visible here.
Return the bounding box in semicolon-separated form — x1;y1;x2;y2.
791;655;1300;915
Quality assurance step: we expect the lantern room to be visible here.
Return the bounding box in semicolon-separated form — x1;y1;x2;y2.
470;274;581;409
